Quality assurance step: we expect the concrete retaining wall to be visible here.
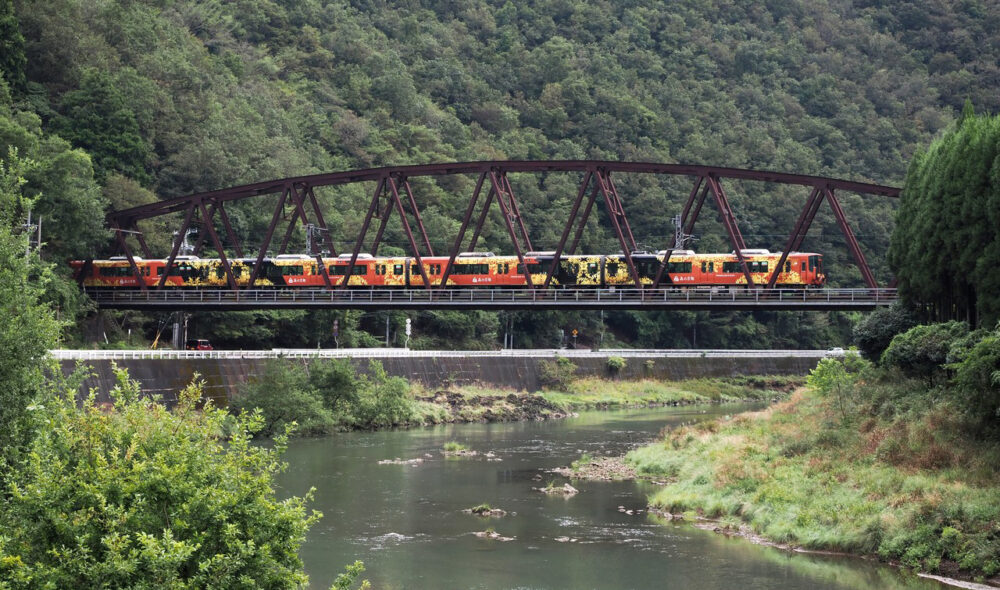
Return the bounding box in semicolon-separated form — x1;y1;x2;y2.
62;353;821;406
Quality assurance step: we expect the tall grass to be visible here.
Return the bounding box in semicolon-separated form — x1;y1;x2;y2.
627;379;1000;578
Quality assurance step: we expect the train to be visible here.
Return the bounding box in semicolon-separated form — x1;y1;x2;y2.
71;250;825;289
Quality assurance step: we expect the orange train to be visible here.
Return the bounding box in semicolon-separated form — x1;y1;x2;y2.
71;249;825;289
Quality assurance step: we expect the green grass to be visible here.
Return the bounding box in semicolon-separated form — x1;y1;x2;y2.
627;385;1000;579
443;441;468;452
539;376;797;410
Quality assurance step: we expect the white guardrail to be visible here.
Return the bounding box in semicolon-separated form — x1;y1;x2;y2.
50;348;841;361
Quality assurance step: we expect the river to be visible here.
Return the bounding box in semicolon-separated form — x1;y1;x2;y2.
276;404;950;590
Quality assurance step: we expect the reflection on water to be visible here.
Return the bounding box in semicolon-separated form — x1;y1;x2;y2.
276;405;947;590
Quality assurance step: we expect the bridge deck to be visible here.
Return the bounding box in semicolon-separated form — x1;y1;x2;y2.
85;287;897;311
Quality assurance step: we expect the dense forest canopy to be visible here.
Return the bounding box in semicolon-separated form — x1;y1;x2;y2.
889;106;1000;327
2;0;997;348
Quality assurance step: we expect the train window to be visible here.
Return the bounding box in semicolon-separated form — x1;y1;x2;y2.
587;262;598;274
99;266;134;277
281;266;304;276
394;264;403;275
606;262;619;275
667;261;692;273
801;261;806;271
785;262;791;272
709;262;714;272
701;262;706;272
215;266;225;279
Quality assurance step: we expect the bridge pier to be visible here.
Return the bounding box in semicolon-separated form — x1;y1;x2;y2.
171;313;188;350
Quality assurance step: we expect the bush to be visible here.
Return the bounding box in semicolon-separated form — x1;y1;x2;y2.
232;359;336;437
853;304;917;362
808;353;870;419
352;360;413;428
310;358;360;413
0;368;318;588
538;355;577;390
606;356;627;375
881;321;968;381
953;327;1000;436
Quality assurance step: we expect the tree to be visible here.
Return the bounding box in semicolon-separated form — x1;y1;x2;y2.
852;304;917;362
953;325;1000;437
889;107;1000;327
231;358;335;437
0;147;61;467
0;0;26;95
0;369;320;588
881;321;969;382
52;69;152;184
309;358;360;414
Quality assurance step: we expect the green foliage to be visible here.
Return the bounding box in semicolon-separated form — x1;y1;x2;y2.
953;326;1000;436
630;374;1000;577
331;561;370;590
0;148;61;465
310;357;360;412
0;0;26;95
0;368;319;588
443;441;468;452
881;321;968;381
351;360;413;429
808;353;870;419
852;304;917;362
889;109;1000;326
537;355;577;390
52;68;152;184
233;359;414;436
231;358;336;437
606;356;626;374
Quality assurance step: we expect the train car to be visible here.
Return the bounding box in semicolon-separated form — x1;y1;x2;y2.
72;249;824;289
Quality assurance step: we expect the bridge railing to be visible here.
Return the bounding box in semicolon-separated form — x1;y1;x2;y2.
83;287;897;306
50;348;840;361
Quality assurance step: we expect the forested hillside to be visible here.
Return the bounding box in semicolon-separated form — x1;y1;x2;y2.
3;0;996;349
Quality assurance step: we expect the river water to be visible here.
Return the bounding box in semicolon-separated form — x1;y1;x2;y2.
276;405;949;590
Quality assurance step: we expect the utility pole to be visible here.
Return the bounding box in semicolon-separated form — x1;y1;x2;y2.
23;210;40;259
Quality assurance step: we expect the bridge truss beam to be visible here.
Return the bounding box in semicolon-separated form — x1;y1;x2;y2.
95;160;900;296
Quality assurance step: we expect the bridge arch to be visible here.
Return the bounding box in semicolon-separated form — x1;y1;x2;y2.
97;160;899;293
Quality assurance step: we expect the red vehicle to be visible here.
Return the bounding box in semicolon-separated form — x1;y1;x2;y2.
185;339;213;351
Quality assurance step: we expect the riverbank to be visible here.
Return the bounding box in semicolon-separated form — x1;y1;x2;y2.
407;375;800;427
625;385;1000;585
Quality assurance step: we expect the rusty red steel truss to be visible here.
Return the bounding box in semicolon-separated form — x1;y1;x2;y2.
97;161;900;292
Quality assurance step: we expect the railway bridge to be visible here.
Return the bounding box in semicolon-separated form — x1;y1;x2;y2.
83;160;900;311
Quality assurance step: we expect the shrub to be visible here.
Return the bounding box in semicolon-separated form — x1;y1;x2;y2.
232;359;335;437
953;327;1000;436
852;304;917;362
881;321;968;381
352;360;413;428
443;441;468;452
808;353;870;420
606;356;627;375
538;355;577;390
0;369;318;588
310;358;360;413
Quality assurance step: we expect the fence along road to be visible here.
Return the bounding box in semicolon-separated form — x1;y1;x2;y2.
84;287;896;311
50;348;845;361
